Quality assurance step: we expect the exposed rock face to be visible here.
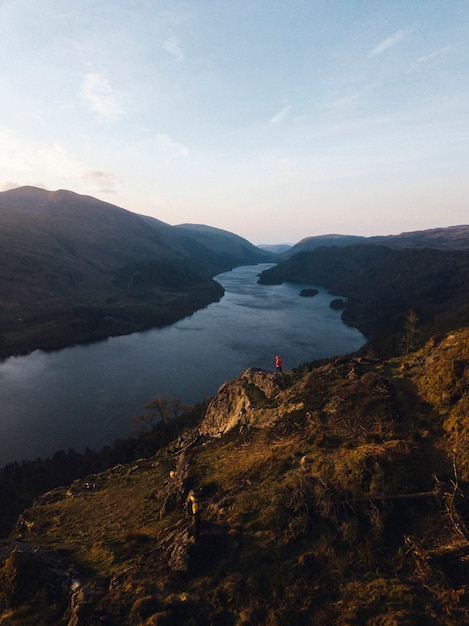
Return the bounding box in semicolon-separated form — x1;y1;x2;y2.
158;449;192;518
67;585;101;626
160;523;195;573
198;368;303;438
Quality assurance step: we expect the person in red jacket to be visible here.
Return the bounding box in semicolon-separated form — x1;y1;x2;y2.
275;355;283;373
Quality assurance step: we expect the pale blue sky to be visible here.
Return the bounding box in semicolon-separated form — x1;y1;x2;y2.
1;0;468;243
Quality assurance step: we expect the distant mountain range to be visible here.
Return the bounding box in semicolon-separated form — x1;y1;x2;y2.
258;243;293;254
281;225;469;259
0;186;271;356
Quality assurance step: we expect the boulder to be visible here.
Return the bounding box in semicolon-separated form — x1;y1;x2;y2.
199;368;302;438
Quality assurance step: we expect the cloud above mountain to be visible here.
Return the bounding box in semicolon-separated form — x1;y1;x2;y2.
80;72;124;122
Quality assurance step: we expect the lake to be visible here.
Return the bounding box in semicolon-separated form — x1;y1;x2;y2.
0;264;366;465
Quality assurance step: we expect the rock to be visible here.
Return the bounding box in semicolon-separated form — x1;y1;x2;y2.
159;450;192;518
299;288;319;297
33;488;65;505
199;368;303;438
67;585;101;626
167;529;193;572
158;523;194;572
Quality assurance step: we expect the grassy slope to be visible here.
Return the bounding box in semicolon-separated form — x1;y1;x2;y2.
2;328;469;624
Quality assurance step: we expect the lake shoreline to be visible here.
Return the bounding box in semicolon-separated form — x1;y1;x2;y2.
0;281;224;360
0;264;366;466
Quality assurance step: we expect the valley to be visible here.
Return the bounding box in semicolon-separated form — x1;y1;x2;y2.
0;187;270;357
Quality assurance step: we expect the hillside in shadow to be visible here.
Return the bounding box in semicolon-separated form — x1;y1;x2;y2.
259;244;469;356
0;186;270;356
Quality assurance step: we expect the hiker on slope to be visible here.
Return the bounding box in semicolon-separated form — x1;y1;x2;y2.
186;490;201;539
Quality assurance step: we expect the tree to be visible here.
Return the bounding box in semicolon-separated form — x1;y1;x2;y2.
401;309;420;354
131;397;190;434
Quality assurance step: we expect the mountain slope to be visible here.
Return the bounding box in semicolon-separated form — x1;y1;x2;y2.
0;188;182;304
259;244;469;355
282;225;469;259
0;186;269;356
2;327;469;624
174;223;272;273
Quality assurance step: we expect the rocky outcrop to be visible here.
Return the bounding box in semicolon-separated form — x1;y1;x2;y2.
158;522;195;572
3;329;469;624
158;449;193;518
198;368;304;438
67;585;102;626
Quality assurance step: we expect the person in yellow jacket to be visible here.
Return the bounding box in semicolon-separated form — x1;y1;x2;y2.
186;490;201;539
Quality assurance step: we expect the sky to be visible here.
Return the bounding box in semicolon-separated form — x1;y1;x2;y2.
0;0;468;244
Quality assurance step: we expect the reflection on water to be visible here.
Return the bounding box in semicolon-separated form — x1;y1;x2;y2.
0;264;365;464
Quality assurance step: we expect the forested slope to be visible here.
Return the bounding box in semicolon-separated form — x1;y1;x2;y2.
259;245;469;355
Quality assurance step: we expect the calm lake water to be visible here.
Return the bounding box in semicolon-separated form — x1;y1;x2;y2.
0;264;366;465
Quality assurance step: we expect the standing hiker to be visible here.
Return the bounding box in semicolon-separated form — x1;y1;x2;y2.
186;490;201;539
275;355;283;373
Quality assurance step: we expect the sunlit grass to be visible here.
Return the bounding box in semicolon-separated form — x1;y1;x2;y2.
20;460;171;577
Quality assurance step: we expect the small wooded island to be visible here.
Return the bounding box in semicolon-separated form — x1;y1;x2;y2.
299;288;319;297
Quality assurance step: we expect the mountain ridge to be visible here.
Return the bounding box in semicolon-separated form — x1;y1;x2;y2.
0;186;271;357
2;185;467;359
283;225;469;259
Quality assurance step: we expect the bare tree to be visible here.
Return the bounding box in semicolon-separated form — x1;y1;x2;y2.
131;397;190;434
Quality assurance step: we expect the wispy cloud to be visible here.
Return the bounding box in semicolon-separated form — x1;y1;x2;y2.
0;128;81;175
0;181;21;191
269;105;291;125
0;128;117;193
156;133;189;156
369;29;409;57
0;128;97;190
407;47;450;73
161;36;184;60
80;72;124;122
330;94;361;108
83;170;118;193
